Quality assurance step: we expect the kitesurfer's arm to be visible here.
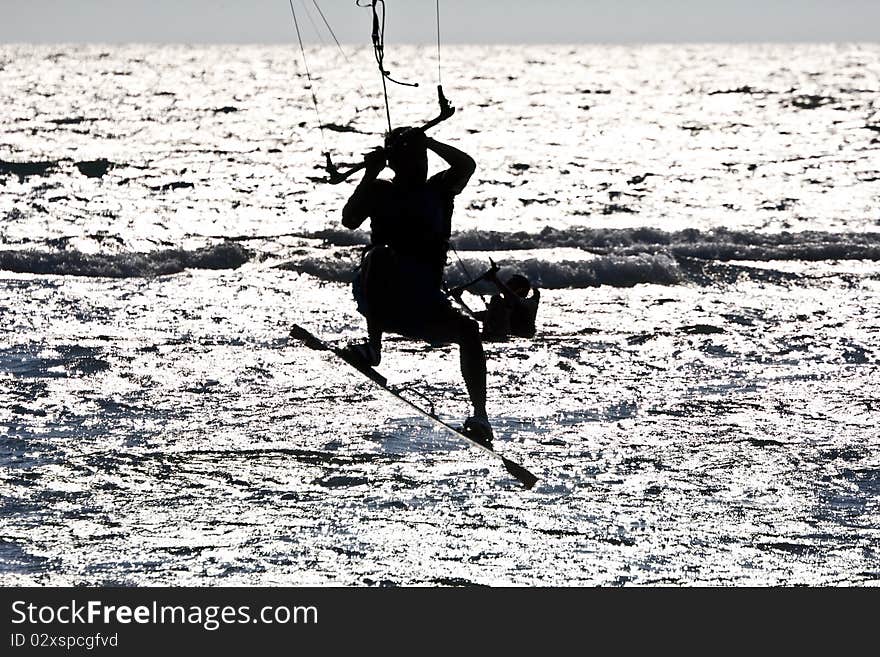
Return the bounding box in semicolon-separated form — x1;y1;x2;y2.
342;149;386;229
425;136;476;195
486;270;519;305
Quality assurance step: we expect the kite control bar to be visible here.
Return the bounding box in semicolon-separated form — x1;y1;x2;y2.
324;85;455;185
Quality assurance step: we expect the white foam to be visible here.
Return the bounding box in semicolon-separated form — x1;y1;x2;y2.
0;242;250;278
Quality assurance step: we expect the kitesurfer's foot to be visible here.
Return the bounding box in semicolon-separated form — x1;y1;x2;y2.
340;341;381;371
463;416;494;447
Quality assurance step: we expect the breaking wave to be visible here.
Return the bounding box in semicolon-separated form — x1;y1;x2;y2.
448;254;684;289
0;242;250;277
281;252;683;289
307;227;880;262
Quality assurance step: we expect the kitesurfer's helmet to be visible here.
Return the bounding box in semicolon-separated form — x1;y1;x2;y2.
507;274;531;298
385;126;428;183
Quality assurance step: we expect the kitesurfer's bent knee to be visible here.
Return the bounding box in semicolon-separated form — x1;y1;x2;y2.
355;245;398;336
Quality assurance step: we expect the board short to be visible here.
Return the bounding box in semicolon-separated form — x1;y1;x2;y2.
352;245;456;338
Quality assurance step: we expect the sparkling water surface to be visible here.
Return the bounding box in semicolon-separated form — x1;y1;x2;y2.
1;44;879;585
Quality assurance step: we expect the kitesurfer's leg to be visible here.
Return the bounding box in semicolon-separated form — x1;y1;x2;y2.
363;247;402;365
413;307;492;441
365;321;383;363
457;315;488;420
349;246;400;368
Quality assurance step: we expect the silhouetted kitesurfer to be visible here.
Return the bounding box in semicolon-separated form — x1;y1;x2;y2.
478;272;540;340
340;127;494;444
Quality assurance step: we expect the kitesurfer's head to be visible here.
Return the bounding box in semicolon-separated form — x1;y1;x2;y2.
385;126;428;184
507;274;531;298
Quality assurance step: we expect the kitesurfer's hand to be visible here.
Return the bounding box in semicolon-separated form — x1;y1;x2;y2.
438;101;455;121
364;148;387;175
483;260;501;283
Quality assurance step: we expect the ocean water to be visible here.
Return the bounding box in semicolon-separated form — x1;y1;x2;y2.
1;44;879;585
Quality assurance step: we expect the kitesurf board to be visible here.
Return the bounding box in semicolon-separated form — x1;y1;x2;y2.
289;324;538;489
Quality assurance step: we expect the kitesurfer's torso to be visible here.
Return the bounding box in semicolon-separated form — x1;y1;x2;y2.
365;172;455;285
